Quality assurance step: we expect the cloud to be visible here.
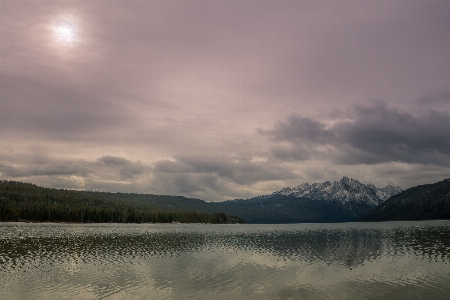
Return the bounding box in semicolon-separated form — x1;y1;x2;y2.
1;1;450;198
262;101;450;166
96;156;150;180
335;102;450;164
149;154;300;200
0;156;151;189
0;162;91;178
0;74;135;142
156;155;296;185
97;156;132;166
417;90;450;105
0;164;26;178
259;115;334;144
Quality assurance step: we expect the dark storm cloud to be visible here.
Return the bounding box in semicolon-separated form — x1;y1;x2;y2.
335;102;450;164
263;101;450;165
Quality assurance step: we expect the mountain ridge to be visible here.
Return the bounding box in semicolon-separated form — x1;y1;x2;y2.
215;177;404;223
271;176;403;206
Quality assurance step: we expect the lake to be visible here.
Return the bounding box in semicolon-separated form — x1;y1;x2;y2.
1;221;450;299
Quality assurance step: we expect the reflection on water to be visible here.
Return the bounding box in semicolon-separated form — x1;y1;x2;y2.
1;221;450;299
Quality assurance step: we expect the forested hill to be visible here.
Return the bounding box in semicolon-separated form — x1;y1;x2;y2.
359;178;450;221
0;180;245;224
214;194;375;223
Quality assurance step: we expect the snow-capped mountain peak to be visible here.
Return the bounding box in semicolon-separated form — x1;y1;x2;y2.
273;177;403;206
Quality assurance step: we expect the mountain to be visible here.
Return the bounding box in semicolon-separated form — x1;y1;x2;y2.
215;177;403;223
359;178;450;221
273;176;402;206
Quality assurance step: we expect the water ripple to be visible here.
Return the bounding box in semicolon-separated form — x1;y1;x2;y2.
1;221;449;299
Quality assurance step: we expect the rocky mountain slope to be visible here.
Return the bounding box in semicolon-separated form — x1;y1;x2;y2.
273;176;402;206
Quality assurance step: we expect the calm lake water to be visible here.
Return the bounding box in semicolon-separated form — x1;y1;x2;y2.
1;221;450;300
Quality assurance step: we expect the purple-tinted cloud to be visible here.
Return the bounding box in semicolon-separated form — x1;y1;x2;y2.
263;101;450;166
0;162;91;178
155;155;296;185
1;1;450;199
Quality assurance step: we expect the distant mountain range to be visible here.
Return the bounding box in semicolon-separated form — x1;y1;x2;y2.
2;177;448;224
215;177;403;223
273;176;402;205
359;178;450;221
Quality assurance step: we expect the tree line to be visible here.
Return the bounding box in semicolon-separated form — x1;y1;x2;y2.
0;180;245;224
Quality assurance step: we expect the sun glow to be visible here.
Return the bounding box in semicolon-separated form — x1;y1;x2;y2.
53;18;78;45
55;24;75;42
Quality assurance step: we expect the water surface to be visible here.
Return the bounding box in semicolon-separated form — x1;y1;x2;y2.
1;221;450;299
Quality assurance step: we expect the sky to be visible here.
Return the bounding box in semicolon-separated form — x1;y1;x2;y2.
1;1;450;201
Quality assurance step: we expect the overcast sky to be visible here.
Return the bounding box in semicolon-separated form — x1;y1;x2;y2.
1;1;449;201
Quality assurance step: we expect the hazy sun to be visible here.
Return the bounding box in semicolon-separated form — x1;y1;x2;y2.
55;24;75;42
53;18;78;45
